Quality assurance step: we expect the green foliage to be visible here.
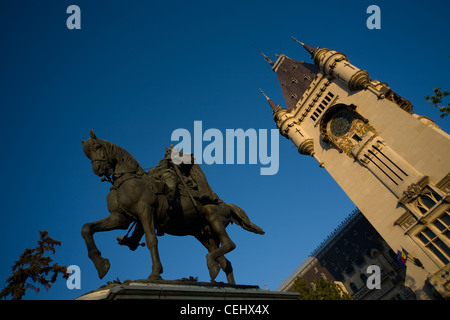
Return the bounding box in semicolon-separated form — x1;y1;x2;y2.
425;88;450;118
292;277;354;300
0;231;68;300
424;56;450;118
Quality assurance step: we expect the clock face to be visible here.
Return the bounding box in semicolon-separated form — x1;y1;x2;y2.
330;111;353;137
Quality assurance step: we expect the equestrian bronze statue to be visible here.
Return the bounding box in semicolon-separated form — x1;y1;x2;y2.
81;130;264;284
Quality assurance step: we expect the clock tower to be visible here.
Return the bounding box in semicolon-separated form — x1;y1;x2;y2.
261;39;450;299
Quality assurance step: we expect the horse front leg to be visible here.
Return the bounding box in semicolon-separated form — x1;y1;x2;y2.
81;212;130;279
139;208;163;280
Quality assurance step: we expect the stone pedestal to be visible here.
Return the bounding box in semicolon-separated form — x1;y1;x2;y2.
76;279;299;300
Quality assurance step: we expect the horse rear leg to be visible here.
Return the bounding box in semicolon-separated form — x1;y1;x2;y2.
206;228;236;282
195;230;236;285
204;208;236;282
81;212;130;279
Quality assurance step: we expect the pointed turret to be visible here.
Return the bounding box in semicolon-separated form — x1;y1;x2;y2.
272;54;318;110
291;37;317;57
255;42;318;110
259;88;281;113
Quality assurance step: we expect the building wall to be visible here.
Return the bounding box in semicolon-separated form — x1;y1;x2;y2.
270;46;450;299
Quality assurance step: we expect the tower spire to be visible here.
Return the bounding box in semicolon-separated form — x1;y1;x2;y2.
291;36;317;57
254;46;274;66
259;88;281;113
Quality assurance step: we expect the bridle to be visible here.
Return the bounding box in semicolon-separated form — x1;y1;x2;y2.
89;147;152;187
91;156;143;187
90;151;114;184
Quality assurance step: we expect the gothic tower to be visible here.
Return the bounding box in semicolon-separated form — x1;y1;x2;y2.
261;39;450;299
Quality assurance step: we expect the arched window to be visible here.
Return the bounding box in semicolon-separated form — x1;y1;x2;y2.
360;273;368;283
344;265;354;275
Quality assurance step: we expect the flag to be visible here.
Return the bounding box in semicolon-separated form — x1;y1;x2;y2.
396;248;408;267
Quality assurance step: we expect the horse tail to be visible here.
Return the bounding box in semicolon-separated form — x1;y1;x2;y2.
226;203;265;235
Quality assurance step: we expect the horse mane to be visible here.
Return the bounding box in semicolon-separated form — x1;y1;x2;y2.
106;141;142;171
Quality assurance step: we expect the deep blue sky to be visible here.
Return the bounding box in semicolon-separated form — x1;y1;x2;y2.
1;1;449;300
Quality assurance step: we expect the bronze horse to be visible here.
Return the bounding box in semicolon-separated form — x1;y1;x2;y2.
81;130;264;284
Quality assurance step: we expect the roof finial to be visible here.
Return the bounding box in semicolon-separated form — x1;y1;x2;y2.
291;36;317;57
259;88;281;113
291;36;306;46
254;45;274;66
259;88;270;100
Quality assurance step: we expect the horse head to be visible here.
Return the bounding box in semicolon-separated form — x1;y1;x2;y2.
82;130;115;178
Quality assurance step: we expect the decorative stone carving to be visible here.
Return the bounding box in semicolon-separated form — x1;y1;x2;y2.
394;211;418;232
404;184;423;200
319;104;376;157
398;176;430;205
348;70;370;91
298;139;315;156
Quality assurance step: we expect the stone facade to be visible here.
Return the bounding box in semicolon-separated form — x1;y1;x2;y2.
262;41;450;299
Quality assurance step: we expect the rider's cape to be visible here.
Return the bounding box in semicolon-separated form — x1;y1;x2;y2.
187;161;221;204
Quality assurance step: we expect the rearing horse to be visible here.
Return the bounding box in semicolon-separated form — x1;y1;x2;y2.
81;130;264;284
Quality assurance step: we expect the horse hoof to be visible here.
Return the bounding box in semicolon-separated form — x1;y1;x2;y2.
207;263;220;280
148;274;162;281
206;254;220;280
97;258;111;279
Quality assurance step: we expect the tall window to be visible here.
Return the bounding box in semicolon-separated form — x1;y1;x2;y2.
349;282;358;294
416;211;450;264
433;211;450;240
360;273;368;283
413;187;442;215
